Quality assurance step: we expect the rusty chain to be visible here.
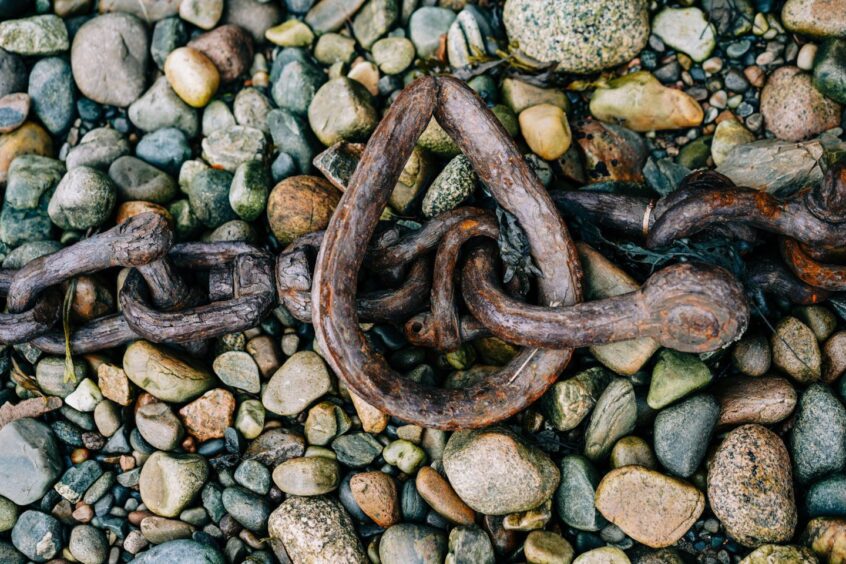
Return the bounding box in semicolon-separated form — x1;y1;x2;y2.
0;77;753;430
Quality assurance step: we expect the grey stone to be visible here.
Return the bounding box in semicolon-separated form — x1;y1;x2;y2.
380;523;447;564
11;510;62;562
48;166;116;230
134;540;225;564
108;156;178;204
584;378;637;461
0;419;63;505
268;108;316;173
128;77;199;138
654;394;720;478
272;60;326;116
0;48;25;97
222;486;270;532
446;526;495;564
28;57;75;135
408;7;455;59
65;127;130;171
69;525;108;564
307;78;378;146
555;455;606;531
791;383;846;484
186;168;237;228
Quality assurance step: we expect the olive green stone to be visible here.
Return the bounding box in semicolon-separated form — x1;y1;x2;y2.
140;452;209;518
305;402;352;446
186;168;237;228
272;456;340;496
541;367;611;432
48;166;116;230
647;350;712;410
372;37;415;74
229;160;269;221
351;0;398;49
417;117;460;157
123;341;215;403
0;15;69;55
314;33;357;65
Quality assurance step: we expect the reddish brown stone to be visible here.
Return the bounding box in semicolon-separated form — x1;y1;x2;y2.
178;388;235;442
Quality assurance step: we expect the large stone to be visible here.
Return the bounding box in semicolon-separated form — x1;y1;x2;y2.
11;510;62;562
584;377;637;461
128;77;199;137
47;166;116;230
262;350;334;416
307;78;378;146
139;452;208;518
442;427;559;515
122;341;216;403
790;383;846;484
595;466;705;548
27;57;74;135
266;175;340;244
761;66;841;142
0;15;68;56
503;0;649;74
782;0;846;37
70;13;149;107
653;394;719;477
0;418;63;505
268;496;367;564
708;424;797;546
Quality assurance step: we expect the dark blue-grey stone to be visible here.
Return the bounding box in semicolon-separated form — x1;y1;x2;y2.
55;459;103;503
806;473;846;518
0;418;63;505
0;48;25;97
269;47;315;84
555;455;606;532
400;475;427;523
222;486;270;533
102;425;130;454
0;541;25;564
331;432;383;468
135;539;226;564
270;151;297;182
11;510;62;562
28;56;75;135
201;482;226;523
379;523;447;564
271;60;326;116
791;383;846;484
151;17;187;70
267;108;316;174
186;168;237;228
653;394;720;478
0;0;29;19
135;127;192;175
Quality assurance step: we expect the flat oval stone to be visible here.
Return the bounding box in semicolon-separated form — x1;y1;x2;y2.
708;424;797;547
416;466;475;526
133;540;224;564
595;465;704;548
584;377;637;461
349;471;400;528
262;350;335;416
47;166;116;230
27;57;73;135
0;418;63;505
554;455;606;531
653;394;719;478
123;341;216;403
715;376;797;427
272;456;340;496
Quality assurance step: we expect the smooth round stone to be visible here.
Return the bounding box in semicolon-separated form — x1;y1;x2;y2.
140;451;209;518
65;127;129;170
178;388;235;442
595;466;704;549
304;0;364;34
70;13;148;107
380;524;447;564
806;518;846;562
128;77;199;137
272;456;340;496
372;37;415;75
266;19;314;46
806;474;846;518
307;77;378;146
524;531;574;564
140;516;195;544
221;486;270;532
184;168;235;228
554;455;605;532
0;419;62;505
93;400;121;437
266;175;339;244
233;87;271;132
443;427;559;515
0;93;31;133
408;7;456;58
0;122;53;183
791;383;846;484
0;15;68;56
647;350;712;410
711;119;755;166
0;48;25;97
108;156;177;204
503;0;648;74
305;402;351;446
709;424;797;546
421;154;477;218
134;540;225;564
136;402;185;451
188;24;254;82
652;7;716;63
233;459;271;495
715;377;797;427
11;511;62;562
213;351;261;393
123;341;215;403
47;166;116;230
653;394;719;478
69;525;108;564
221;0;282;43
610;436;657;469
349;471;400;528
36;356;86;397
584;378;637;461
351;0;397;49
416;466;475;526
796;305;838;342
179;0;223;29
0;496;16;532
164;47;220;108
761;66;841;142
519;104;571;161
782;0;846;37
771;316;822;383
136;127;192;175
573;547;630;564
314;33;356;65
331;433;384;468
732;333;771;377
272;59;326;117
740;544;817;564
27;57;74;135
262;350;333;416
268;496;366;563
202;99;236;135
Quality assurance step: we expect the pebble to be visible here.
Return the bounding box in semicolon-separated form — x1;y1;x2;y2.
652;7;717;63
647;350;711;409
421;155;477;218
350;471;400;527
136;401;185;451
383;439;427;474
188;24;254;83
27;57;74;135
179;388;235;442
66;127;129;170
307;77;378;146
741;544;816;564
708;424;797;546
782;0;846;37
0;15;68;56
305;0;365;34
653;394;719;478
442;427;559;515
134;539;224;563
0;122;53;184
11;510;62;562
266;19;314;47
47;166;116;230
305;401;352;446
128;77;200;138
519;104;572;161
711;120;756;166
0;48;25;97
185;167;236;228
448;525;495;564
0;418;63;505
0;93;29;134
123;341;215;403
268;495;366;563
791;383;846;484
200;125;266;171
761;66;841;141
221;486;270;532
272;456;340;496
139;516;195;543
503;0;649;74
109;156;178;204
262;350;334;416
416;466;475;526
70;14;148;107
771;316;822;383
0;497;16;532
590;72;704;132
213;350;261;393
314;33;357;65
69;525;108;564
595;466;704;548
136;127;192;175
715;376;797;427
272;59;326;117
179;0;223;30
610;436;657;470
164;47;220;108
372;37;415;75
139;452;208;518
266;175;340;244
813;39;846;105
716;137;827;196
584;377;637;461
65;378;103;412
379;523;447;564
555;455;605;531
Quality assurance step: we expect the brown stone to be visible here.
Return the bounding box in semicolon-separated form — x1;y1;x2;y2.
824;331;846;383
760;66;841;142
416;466;475;526
140;516;195;544
349;471;400;528
115;201;173;226
575;119;646;184
178;388;236;442
266;175;341;245
595;466;704;548
0;121;52;183
715;377;797;427
805;518;846;564
708;424;797;547
71;275;114;322
246;335;281;378
188;24;254;82
349;391;388;434
97;363;134;406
